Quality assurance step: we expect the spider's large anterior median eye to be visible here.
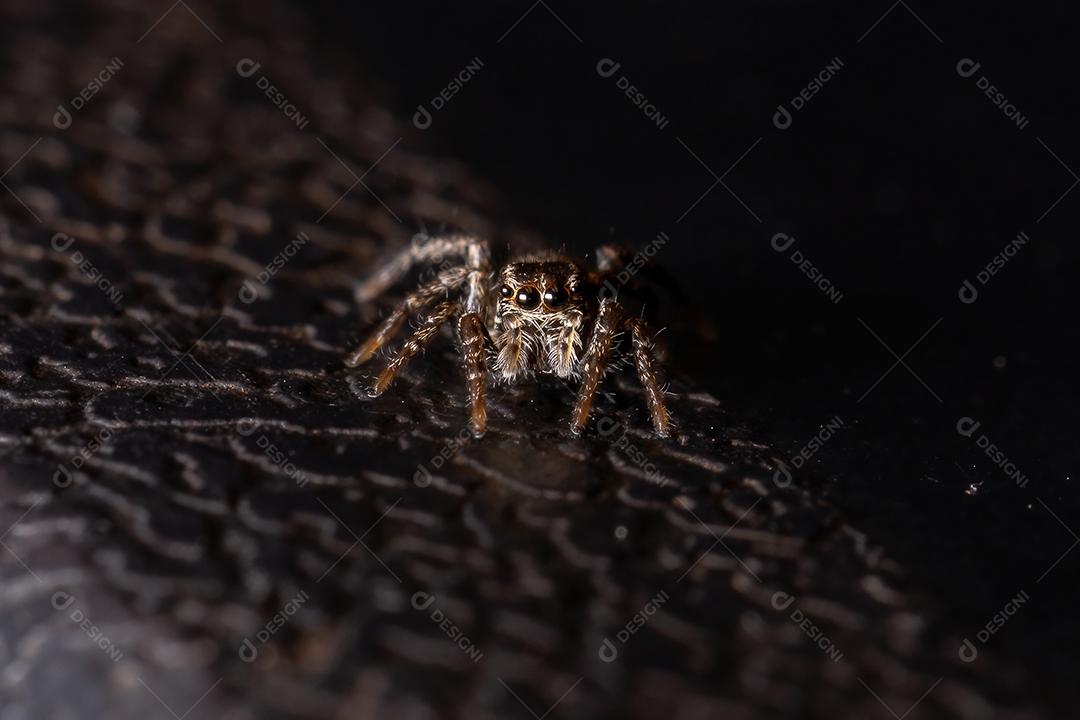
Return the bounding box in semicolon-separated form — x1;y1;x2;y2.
515;286;541;309
543;286;568;308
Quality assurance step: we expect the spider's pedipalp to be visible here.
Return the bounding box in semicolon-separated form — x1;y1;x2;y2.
346;266;468;367
494;314;531;381
369;300;460;397
570;297;624;435
548;309;584;378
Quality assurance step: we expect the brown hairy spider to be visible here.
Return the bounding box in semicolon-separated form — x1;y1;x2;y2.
345;233;671;438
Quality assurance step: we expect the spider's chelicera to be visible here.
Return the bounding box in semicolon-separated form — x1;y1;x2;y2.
346;234;671;438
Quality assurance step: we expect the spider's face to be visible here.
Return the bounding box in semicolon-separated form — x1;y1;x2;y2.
495;261;584;320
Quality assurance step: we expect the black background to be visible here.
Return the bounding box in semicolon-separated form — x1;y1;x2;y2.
303;0;1078;708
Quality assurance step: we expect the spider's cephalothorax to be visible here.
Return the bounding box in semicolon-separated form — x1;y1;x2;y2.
492;258;586;382
345;234;671;439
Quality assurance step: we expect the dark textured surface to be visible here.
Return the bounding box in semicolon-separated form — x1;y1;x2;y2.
0;2;1054;718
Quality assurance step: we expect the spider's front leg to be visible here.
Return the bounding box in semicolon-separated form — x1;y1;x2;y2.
570;298;623;435
456;236;492;437
351;232;493;436
356;233;488;303
368;300;460;397
345;266;468;367
624;316;671;437
458;313;489;437
570;297;672;437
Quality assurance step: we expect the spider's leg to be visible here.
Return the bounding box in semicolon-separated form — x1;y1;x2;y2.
458;236;493;435
593;243;627;273
570;297;624;435
345;266;468;367
369;300;461;397
458;312;489;437
623;317;672;437
588;241;687;311
461;236;491;315
583;243;633;287
357;233;489;303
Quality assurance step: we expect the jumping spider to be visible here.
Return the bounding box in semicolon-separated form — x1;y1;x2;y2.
346;233;671;438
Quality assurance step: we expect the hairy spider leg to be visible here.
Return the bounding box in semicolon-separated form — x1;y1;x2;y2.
458;236;492;435
569;299;673;436
590;241;711;346
589;241;685;305
462;236;490;314
459;313;488;436
625;317;671;437
345;266;469;367
369;301;461;397
356;233;489;304
570;297;624;435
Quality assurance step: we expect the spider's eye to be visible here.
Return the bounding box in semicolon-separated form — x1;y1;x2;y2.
500;284;513;299
515;286;541;310
543;286;568;308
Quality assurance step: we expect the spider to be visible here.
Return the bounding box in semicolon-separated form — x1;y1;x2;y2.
345;233;671;439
